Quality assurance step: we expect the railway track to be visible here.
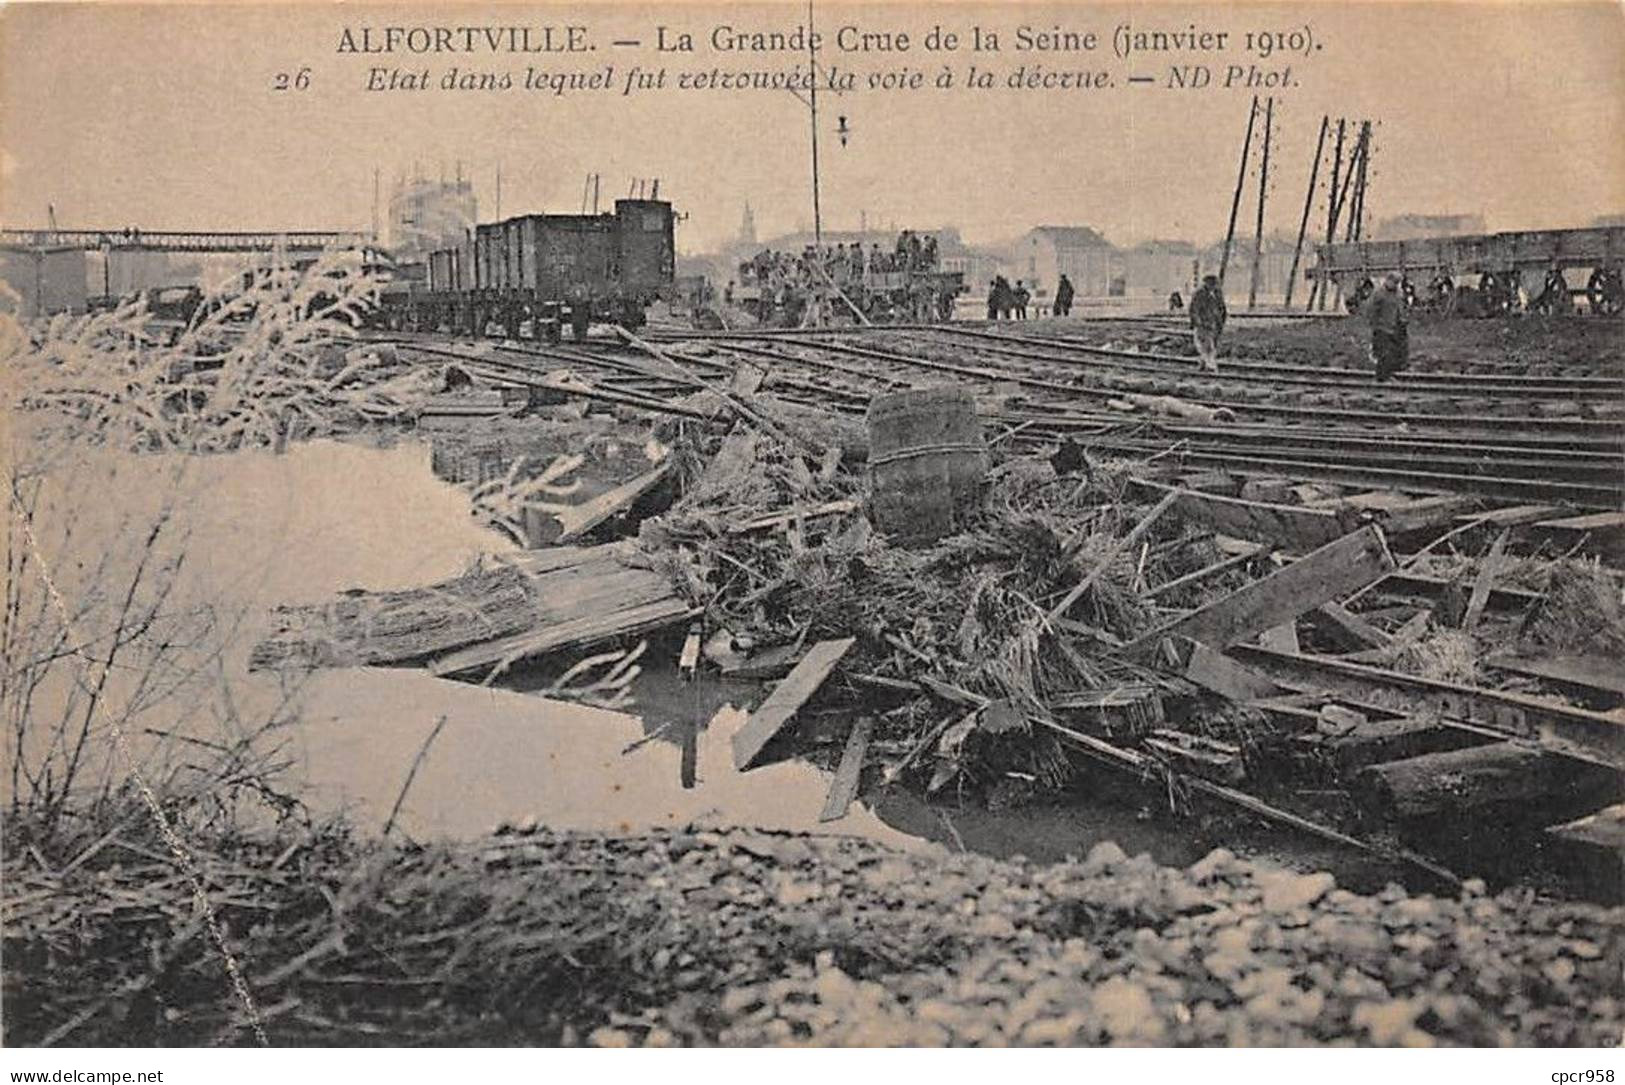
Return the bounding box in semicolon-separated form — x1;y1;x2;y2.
382;330;1625;510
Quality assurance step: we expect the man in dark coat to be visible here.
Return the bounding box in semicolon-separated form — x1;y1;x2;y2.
1365;271;1409;380
1054;273;1075;316
1189;275;1227;371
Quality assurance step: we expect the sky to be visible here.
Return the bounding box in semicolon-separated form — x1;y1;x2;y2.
2;1;1622;254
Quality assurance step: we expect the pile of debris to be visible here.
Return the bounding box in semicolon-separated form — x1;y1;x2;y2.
254;358;1625;883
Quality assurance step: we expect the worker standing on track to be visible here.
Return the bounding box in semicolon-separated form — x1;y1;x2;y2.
1054;274;1075;317
1365;271;1410;381
1189;275;1227;371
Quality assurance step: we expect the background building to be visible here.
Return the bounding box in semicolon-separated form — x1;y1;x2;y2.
1006;226;1118;299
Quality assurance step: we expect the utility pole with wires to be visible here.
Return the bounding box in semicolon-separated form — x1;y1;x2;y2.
1285;115;1329;310
807;0;823;251
1246;95;1275;310
1219;96;1259;289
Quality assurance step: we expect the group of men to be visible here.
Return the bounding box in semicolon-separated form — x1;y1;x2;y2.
985;273;1075;321
1187;271;1409;380
736;232;942;294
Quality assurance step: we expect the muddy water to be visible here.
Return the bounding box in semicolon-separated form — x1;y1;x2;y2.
42;434;1531;894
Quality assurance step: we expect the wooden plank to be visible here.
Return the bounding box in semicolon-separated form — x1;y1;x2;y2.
1461;528;1511;632
1546;804;1625;850
732;637;856;770
1229;644;1625;770
728;498;862;535
1375;495;1482;536
721;642;806;680
1177;637;1283;700
1137;542;1274;600
506;540;638;575
1035;715;1459;885
819;715;875;822
1453;503;1565;528
1308;602;1392;650
429;597;696;678
1260;622;1300;652
1357;743;1614;819
1323;715;1486;770
1047;490;1179;623
531;461;671;546
1536;511;1625;531
1124;525;1395;657
1487;654;1625;699
1136;481;1354;551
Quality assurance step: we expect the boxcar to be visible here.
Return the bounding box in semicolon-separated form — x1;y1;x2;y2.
402;199;676;340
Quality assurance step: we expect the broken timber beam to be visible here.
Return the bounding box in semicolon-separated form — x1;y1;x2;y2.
529;461;673;546
732;637;856;770
1131;480;1356;551
1122;524;1395;658
429;597;696;679
820;715;875;822
1144;542;1272;601
1306;602;1393;651
1035;715;1459;886
1165;636;1283;700
1546;804;1625;851
1357;743;1617;820
1460;528;1510;632
1047;490;1179;624
1228;644;1625;770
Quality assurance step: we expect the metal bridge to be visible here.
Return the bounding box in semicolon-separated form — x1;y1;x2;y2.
0;228;366;254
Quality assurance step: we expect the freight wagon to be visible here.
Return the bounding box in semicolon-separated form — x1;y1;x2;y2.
1306;226;1625;316
378;199;676;340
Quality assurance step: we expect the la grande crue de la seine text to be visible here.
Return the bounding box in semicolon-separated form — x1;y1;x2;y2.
335;22;1275;57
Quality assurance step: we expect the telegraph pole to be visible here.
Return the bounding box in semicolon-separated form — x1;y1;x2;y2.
1286;114;1328;309
1247;96;1274;309
1314;118;1346;310
807;0;823;250
1219;96;1259;288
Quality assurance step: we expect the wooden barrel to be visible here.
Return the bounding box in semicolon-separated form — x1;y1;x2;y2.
866;386;987;545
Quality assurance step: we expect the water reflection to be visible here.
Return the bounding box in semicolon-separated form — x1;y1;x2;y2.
288;667;923;851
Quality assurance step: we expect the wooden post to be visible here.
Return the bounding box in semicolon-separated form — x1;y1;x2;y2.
1285;115;1328;310
1122;524;1396;656
1313;119;1346;311
1247;96;1274;310
1351;121;1372;242
1219;97;1259;288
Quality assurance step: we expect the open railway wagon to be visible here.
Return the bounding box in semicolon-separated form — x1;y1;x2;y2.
733;260;965;327
1308;226;1625;316
380;199;675;340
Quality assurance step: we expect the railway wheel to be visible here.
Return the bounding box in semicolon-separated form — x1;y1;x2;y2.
571;306;591;342
544;318;562;345
937;292;956;322
1587;268;1624;316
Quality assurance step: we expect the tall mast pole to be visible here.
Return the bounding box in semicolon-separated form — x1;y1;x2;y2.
808;0;822;251
1285;115;1328;310
1314;118;1346;310
1247;96;1274;309
1219;96;1258;288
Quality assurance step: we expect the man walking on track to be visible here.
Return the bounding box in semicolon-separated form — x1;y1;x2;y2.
1365;272;1410;381
1190;275;1227;371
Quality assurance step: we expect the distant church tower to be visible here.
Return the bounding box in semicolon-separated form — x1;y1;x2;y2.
738;202;757;247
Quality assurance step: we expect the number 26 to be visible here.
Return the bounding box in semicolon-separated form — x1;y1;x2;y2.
273;67;312;91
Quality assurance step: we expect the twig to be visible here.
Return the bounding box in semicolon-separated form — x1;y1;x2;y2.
383;715;449;838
